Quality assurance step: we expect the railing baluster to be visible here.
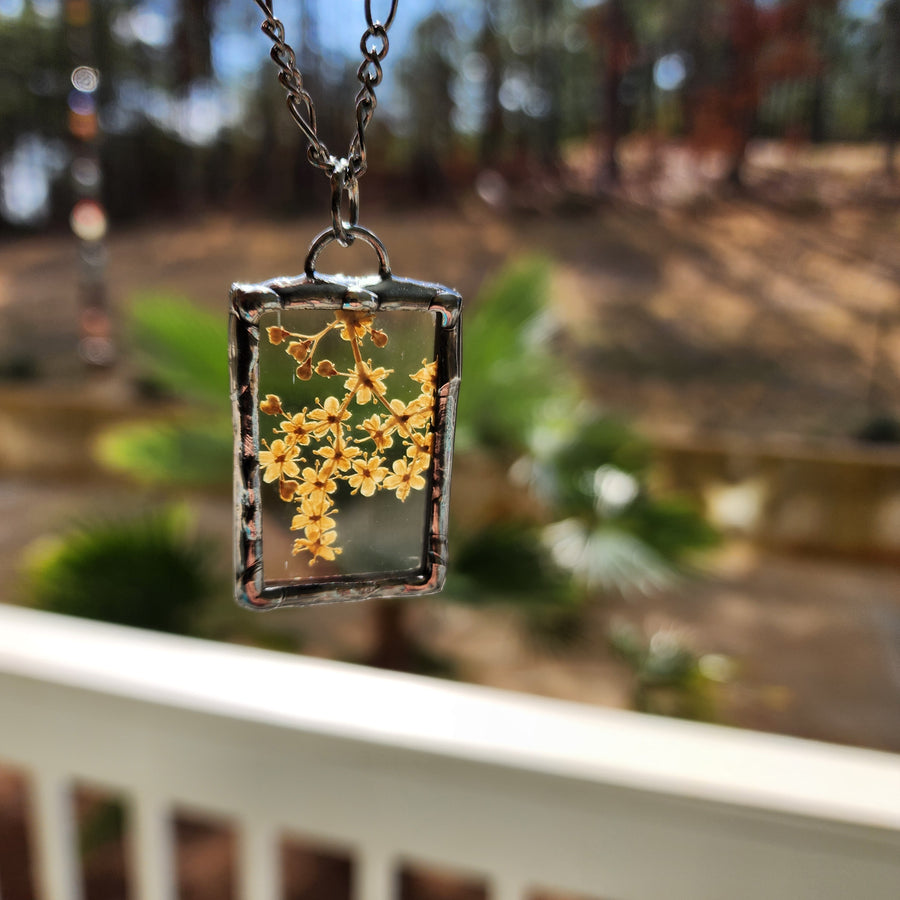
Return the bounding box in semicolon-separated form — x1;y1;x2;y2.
131;796;175;900
29;773;82;900
355;848;395;900
238;819;280;900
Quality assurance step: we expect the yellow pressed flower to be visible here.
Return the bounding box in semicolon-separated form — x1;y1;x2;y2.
334;310;374;342
411;398;434;431
315;438;361;472
383;457;427;501
308;395;351;438
260;394;283;416
406;432;433;458
357;414;394;451
280;411;313;445
264;311;442;548
410;359;437;395
291;495;337;537
259;439;301;483
344;362;391;404
384;398;431;435
348;455;389;497
408;452;431;477
292;529;341;564
296;463;337;498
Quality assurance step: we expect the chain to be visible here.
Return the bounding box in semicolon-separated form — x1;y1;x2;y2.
253;0;399;244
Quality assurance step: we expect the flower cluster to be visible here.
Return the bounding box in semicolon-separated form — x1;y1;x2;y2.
259;310;436;565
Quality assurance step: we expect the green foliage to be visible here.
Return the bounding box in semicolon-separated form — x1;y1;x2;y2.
450;257;717;651
537;418;652;516
24;507;217;634
624;495;720;565
455;258;576;455
608;620;726;721
97;420;232;487
453;521;573;607
98;294;231;488
129;293;228;408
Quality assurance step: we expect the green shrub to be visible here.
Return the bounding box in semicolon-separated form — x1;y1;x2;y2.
24;507;216;634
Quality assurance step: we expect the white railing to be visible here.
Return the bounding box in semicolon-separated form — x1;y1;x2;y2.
1;604;899;900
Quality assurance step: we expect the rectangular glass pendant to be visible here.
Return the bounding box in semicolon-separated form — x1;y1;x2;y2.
230;266;461;609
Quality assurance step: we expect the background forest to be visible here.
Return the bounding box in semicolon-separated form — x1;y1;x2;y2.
1;0;898;231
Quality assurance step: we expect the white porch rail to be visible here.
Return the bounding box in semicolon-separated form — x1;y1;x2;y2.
1;604;899;900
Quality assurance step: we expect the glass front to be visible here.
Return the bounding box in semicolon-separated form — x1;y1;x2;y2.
257;307;437;583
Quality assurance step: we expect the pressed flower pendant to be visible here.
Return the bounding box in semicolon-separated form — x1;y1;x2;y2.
230;227;462;608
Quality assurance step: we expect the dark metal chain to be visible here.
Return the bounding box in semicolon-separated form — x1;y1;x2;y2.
253;0;398;243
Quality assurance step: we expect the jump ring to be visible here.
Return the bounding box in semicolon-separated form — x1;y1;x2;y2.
305;226;391;281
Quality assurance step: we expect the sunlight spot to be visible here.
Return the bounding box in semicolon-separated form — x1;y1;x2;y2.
594;465;639;514
705;479;766;533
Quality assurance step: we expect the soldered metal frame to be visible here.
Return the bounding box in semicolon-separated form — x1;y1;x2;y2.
230;260;461;610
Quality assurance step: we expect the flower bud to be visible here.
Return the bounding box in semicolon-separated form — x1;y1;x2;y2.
259;394;283;416
266;326;290;345
287;340;312;362
279;479;300;501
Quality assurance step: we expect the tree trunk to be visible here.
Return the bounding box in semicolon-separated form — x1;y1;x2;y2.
367;599;414;672
599;0;630;189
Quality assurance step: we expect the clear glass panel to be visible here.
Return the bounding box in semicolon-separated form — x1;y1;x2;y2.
257;307;437;582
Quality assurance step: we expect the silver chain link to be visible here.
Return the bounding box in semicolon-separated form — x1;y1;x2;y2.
253;0;399;243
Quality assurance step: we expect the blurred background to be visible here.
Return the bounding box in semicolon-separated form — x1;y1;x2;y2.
1;1;900;890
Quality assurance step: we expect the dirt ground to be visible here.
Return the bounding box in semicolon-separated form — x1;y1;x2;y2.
1;141;899;754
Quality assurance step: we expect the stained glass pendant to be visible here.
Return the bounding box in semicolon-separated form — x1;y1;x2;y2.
230;227;462;608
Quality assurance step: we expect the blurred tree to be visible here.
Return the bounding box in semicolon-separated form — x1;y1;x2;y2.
723;0;763;186
173;0;217;88
0;6;67;153
584;0;635;186
399;10;457;199
533;0;565;168
477;0;506;166
879;0;900;178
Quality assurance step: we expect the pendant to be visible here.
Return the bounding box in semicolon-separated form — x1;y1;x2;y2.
230;226;462;608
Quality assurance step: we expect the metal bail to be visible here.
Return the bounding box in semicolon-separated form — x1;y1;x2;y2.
304;225;391;281
330;161;360;247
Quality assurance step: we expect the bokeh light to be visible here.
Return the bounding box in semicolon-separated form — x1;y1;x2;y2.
70;199;108;242
71;65;100;93
71;156;101;191
653;53;687;92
